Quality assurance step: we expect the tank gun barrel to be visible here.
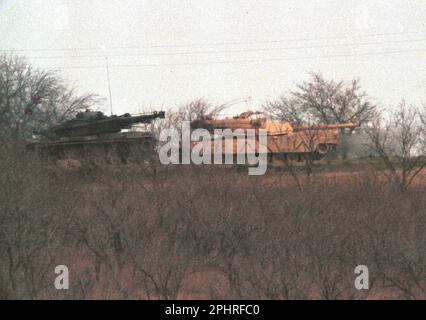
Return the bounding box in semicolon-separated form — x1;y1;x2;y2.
41;110;166;140
191;118;263;132
195;120;359;132
119;111;165;126
292;123;359;131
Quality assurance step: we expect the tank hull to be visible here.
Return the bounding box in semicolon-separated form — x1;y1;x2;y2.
190;128;340;162
27;132;157;166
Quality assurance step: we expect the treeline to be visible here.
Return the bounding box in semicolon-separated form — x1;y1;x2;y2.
1;54;425;168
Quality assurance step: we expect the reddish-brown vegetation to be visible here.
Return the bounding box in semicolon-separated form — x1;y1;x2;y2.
0;146;425;300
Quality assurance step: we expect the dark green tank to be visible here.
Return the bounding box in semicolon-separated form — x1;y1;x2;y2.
28;110;165;166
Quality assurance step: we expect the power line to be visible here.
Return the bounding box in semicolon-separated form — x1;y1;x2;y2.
24;38;426;60
1;30;424;52
52;48;425;70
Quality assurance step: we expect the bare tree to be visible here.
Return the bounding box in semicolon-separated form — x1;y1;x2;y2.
263;72;377;159
263;96;308;124
169;98;227;130
0;54;101;141
292;73;377;125
364;101;426;192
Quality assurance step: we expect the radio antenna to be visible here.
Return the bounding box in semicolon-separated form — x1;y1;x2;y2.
106;57;113;115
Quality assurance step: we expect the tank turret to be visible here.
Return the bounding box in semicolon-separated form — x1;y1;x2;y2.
40;110;165;140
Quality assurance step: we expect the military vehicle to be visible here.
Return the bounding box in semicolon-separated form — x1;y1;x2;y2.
27;110;165;165
191;111;358;162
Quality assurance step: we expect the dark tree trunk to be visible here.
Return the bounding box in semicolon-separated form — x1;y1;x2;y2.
338;128;349;160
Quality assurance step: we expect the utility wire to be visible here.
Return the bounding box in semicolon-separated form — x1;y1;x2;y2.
24;38;426;60
1;30;424;52
52;48;425;70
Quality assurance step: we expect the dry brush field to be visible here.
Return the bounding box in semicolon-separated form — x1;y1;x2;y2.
0;146;425;299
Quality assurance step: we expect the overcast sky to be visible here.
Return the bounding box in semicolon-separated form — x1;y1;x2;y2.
1;0;425;115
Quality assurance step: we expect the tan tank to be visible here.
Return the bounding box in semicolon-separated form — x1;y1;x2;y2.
190;112;358;162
